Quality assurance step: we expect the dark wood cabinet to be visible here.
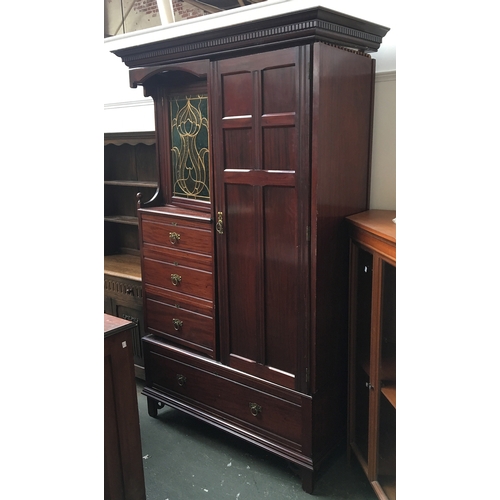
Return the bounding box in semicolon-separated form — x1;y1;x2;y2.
111;6;389;493
104;314;146;500
346;210;396;500
104;133;157;379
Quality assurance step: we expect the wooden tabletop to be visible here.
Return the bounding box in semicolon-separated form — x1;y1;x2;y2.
104;313;134;338
346;210;396;243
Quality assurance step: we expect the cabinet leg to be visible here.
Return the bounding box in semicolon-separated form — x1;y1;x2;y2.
147;397;164;418
288;462;315;494
299;467;314;494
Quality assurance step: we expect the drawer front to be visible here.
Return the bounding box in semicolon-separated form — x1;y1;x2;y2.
104;275;143;305
142;218;212;255
146;346;303;446
144;283;213;316
143;244;212;273
143;258;213;301
146;297;215;356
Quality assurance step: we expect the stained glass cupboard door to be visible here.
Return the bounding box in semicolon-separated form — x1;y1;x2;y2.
170;94;210;203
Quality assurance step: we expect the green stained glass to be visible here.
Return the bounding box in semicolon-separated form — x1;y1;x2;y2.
170;94;210;201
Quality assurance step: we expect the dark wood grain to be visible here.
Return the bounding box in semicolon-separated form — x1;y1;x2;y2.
122;8;389;492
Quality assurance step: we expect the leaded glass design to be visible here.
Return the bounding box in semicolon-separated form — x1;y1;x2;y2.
170;94;210;201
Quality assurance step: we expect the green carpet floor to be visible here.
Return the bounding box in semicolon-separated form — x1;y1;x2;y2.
135;380;378;500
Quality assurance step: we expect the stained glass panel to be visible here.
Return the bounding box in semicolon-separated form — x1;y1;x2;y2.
170;94;210;201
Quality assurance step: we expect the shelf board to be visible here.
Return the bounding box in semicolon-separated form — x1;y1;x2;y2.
373;478;396;500
104;254;141;280
104;215;139;226
381;384;396;409
104;180;158;188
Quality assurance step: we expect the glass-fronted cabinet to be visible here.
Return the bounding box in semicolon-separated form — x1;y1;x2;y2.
347;210;396;500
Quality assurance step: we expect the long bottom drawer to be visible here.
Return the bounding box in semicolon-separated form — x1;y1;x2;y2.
143;336;310;459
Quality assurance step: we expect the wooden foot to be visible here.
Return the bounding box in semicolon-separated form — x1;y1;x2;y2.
299;467;314;494
147;397;163;418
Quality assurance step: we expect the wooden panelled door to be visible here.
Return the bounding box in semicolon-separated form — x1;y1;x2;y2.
212;46;311;391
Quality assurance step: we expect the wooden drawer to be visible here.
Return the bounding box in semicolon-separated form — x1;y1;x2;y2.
143;244;212;273
141;217;212;256
146;297;215;357
145;342;303;447
144;283;213;316
143;258;213;301
104;275;143;305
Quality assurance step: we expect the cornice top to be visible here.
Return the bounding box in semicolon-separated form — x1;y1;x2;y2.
106;0;389;69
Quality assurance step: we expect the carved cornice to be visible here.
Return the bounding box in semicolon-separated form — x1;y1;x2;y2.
112;7;389;68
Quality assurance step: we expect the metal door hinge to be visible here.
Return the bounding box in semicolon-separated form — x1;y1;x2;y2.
306;226;311;242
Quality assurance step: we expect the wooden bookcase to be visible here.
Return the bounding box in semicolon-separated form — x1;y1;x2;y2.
104;132;157;379
347;210;396;500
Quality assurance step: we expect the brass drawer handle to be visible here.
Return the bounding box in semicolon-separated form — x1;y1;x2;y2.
169;231;181;245
177;374;186;386
249;402;262;417
171;273;182;286
172;318;183;331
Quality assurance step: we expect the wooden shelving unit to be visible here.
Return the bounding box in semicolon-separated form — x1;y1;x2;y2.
347;210;396;500
104;132;157;379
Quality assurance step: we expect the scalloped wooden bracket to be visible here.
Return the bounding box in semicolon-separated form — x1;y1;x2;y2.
129;60;210;91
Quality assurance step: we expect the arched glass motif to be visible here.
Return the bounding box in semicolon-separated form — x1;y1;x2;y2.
170;94;210;201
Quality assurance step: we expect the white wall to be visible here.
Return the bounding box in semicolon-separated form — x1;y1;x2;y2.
104;0;396;209
371;72;396;210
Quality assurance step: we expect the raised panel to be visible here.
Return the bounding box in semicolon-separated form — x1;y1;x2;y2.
225;184;260;361
223;128;254;170
262;126;297;171
263;186;299;375
262;64;296;114
221;71;253;117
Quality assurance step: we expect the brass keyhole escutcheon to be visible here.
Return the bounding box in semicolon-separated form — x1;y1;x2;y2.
169;231;181;245
216;211;224;235
249;402;262;417
171;273;182;286
177;374;187;386
172;318;183;331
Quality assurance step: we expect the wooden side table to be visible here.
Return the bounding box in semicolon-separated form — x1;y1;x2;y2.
104;314;146;500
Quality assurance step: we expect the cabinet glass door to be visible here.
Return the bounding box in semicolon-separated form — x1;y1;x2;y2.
377;260;396;498
350;244;373;467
